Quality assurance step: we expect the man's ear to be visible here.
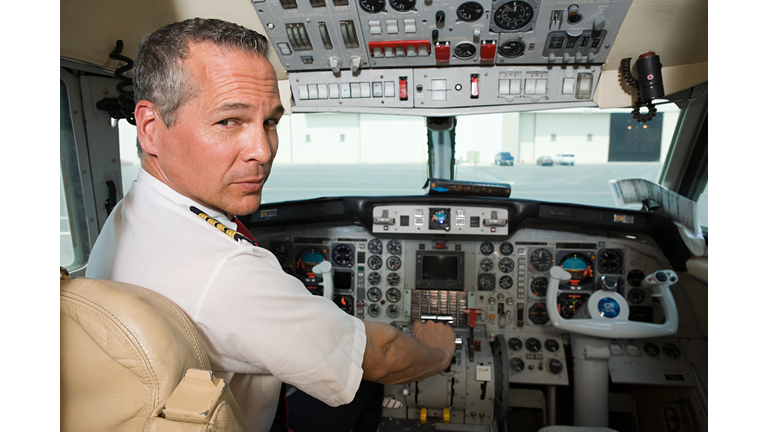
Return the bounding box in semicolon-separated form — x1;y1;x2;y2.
135;100;161;156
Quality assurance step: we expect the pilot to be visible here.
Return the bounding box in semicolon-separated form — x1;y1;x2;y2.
85;18;456;432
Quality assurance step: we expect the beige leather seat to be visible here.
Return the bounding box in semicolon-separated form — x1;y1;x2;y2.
60;268;250;431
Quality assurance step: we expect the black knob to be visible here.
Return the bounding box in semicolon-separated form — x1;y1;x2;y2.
436;11;445;28
655;271;667;282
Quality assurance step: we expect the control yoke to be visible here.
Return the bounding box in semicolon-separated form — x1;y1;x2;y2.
312;261;335;301
545;266;678;339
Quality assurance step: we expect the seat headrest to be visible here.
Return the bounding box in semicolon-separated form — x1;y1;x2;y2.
61;271;211;431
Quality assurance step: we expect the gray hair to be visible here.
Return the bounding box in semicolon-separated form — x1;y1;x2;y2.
133;18;272;134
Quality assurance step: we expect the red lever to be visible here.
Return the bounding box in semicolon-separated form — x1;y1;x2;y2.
399;76;408;100
463;308;483;327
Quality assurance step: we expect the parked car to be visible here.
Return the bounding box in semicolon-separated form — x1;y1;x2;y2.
536;156;554;166
554;153;576;165
494;152;514;166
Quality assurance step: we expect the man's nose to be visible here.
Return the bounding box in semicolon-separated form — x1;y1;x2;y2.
242;126;272;162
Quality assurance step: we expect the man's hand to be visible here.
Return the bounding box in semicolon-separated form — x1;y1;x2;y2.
411;320;456;371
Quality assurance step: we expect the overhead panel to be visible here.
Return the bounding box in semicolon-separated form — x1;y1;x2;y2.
251;0;632;114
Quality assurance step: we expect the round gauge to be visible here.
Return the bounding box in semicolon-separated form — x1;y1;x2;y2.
499;257;515;273
627;288;645;305
627;269;645;287
525;337;542;352
598;250;623;273
531;276;547;297
544;339;559;352
387;272;400;286
663;343;681;359
368;255;383;270
453;42;477;59
497;293;505;301
478;273;496;291
480;258;494;272
557;293;590;319
510;357;525;373
547;359;563;374
429;209;450;229
386;256;402;271
499;275;513;289
386;240;402;255
644;342;660;357
368;272;381;285
500;242;513;255
359;0;386;13
480;241;495;255
332;244;353;267
367;287;382;302
368;303;381;318
270;242;292;266
498;40;525;58
457;1;484;22
530;248;552;271
386;304;400;318
508;337;523;351
528;303;549;325
626;344;641;356
389;0;415;12
334;295;354;315
386;287;401;302
558;253;594;287
368;239;383;254
488;297;497;305
295;247;328;278
493;1;535;31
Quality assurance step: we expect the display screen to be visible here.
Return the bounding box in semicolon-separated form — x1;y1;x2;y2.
422;255;458;280
333;271;353;289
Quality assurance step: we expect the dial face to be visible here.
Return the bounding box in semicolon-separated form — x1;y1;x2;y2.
598;250;623;273
334;295;354;315
386;287;401;302
530;248;552;271
528;303;549;325
644;342;660;356
389;0;416;12
480;258;494;272
494;1;535;31
367;287;382;302
499;275;513;289
270;242;292;266
531;276;548;297
359;0;386;13
545;339;560;352
429;209;450;229
525;337;542;352
386;240;402;255
499;257;515;273
332;244;353;267
498;40;525;58
295;247;328;278
457;1;484;22
500;242;513;255
368;239;383;254
478;273;496;291
386;304;400;318
626;344;641;356
453;42;477;59
386;256;402;271
627;288;645;305
510;357;525;373
558;253;594;287
368;303;381;317
387;272;400;286
368;272;381;285
508;337;523;351
368;255;383;270
627;269;645;287
663;343;681;359
488;297;497;305
480;241;495;255
557;292;590;319
547;359;563;374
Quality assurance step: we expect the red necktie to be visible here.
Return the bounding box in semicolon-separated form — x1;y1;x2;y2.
233;217;257;245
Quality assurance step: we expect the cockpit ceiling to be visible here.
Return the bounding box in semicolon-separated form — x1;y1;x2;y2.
61;0;706;111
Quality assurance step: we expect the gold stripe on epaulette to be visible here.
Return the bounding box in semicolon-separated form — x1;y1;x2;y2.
190;206;255;245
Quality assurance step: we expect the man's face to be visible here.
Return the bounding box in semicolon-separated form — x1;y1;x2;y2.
149;42;284;217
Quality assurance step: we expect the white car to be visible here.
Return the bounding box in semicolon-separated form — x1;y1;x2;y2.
554;153;575;165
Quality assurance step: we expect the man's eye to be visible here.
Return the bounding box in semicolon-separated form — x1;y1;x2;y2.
217;119;236;127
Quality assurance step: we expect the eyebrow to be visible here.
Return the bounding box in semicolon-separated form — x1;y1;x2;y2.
212;102;285;118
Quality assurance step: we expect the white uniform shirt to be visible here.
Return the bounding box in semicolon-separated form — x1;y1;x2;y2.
86;169;367;432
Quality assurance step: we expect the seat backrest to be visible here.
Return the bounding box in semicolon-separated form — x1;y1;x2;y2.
60;269;249;431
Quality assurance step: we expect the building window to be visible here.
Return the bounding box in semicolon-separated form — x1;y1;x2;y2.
340;134;345;142
587;133;593;141
306;134;311;142
551;134;556;141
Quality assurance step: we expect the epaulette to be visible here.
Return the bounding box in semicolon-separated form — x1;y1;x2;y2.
190;206;256;246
